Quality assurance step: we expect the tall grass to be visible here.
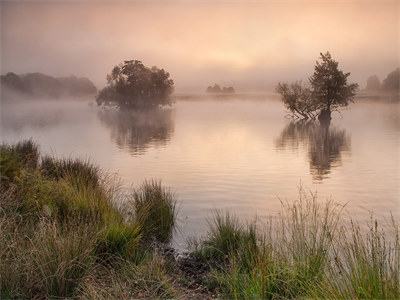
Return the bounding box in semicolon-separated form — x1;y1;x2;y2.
0;140;178;299
193;213;258;271
0;139;39;185
130;180;176;244
1;139;398;299
312;218;400;299
41;156;100;188
194;190;399;299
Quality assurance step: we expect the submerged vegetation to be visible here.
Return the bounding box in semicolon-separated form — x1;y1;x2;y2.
1;140;398;299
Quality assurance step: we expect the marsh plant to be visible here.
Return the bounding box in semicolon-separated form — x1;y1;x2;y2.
0;140;176;298
192;190;399;299
0;140;398;299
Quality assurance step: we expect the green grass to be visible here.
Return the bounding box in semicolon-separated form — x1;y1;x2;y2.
1;139;398;299
0;140;178;299
193;213;258;271
0;139;39;185
193;191;399;299
41;156;101;188
131;180;177;244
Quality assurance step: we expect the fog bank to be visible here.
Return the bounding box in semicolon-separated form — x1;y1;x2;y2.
1;0;399;92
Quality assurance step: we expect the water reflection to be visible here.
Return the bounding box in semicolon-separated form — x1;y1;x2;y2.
0;102;63;131
276;121;351;181
97;108;174;155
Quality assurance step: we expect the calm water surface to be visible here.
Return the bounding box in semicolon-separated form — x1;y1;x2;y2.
1;96;399;248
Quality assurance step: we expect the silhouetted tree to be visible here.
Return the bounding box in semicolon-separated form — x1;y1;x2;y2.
310;52;358;121
276;52;358;122
206;84;222;93
382;68;400;92
206;84;235;94
276;81;316;119
365;75;381;91
96;60;174;109
222;86;235;94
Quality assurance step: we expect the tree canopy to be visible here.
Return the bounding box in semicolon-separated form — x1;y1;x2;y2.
96;60;174;109
276;52;358;121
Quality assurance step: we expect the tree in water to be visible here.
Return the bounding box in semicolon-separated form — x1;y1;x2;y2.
310;52;358;122
96;60;174;109
277;52;358;123
276;81;317;120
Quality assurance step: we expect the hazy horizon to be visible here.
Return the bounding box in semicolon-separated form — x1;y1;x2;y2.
1;0;399;92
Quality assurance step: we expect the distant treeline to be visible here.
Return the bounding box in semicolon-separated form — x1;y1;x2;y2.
0;72;97;98
206;84;235;94
365;68;399;93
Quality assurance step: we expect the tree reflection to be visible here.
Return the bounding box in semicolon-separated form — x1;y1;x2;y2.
97;108;174;155
276;121;351;181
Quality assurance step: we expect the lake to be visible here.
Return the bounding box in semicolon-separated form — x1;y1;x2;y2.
1;96;399;248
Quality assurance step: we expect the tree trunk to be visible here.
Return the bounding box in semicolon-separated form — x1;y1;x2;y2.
318;108;331;126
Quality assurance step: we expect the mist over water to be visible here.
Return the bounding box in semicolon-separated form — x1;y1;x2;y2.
1;97;398;248
1;0;399;92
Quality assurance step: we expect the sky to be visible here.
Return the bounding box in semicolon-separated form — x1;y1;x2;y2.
1;0;399;92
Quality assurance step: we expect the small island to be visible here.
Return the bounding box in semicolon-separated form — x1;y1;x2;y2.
96;60;174;110
206;84;235;94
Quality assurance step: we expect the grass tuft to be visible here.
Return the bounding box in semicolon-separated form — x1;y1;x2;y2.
1;139;398;299
131;180;177;244
0;139;39;185
0;140;178;299
41;156;100;188
194;190;399;299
